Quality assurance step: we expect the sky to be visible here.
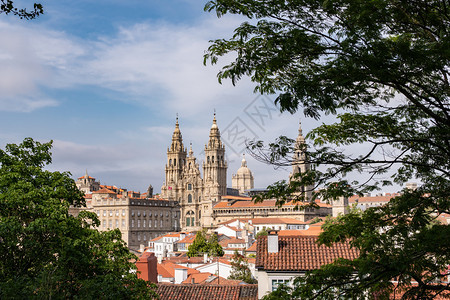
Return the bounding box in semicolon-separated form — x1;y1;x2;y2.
0;0;403;194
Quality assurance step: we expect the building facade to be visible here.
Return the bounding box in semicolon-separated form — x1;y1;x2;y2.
75;177;181;250
160;115;227;231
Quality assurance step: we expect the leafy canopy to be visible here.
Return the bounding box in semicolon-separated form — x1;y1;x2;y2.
1;0;43;19
204;0;449;298
0;138;156;299
228;250;257;284
187;229;224;257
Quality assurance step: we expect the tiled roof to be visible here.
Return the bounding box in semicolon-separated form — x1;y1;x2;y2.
177;234;196;244
156;284;258;300
84;194;93;199
256;235;359;271
221;195;252;201
220;238;246;247
251;217;307;225
214;199;331;209
217;218;252;225
92;188;116;194
78;175;95;179
158;261;199;278
349;194;400;204
246;242;257;252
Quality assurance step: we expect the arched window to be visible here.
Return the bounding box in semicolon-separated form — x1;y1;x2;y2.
188;194;192;203
212;156;214;163
186;211;195;227
187;184;192;190
207;156;210;163
169;159;172;166
174;159;176;166
198;196;201;202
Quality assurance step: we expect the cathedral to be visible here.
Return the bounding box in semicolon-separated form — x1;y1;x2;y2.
159;115;325;231
160;115;230;231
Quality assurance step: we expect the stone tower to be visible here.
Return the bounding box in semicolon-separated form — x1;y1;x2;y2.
181;144;203;230
203;114;227;197
165;117;187;201
232;154;254;195
289;119;313;201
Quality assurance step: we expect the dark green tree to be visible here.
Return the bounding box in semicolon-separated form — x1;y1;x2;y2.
187;229;224;257
0;138;157;299
1;0;43;19
228;250;257;284
204;0;450;298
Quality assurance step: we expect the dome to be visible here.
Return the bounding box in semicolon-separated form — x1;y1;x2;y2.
236;155;252;176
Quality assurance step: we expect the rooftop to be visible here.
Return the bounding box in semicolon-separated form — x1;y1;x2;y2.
156;284;258;300
256;235;359;271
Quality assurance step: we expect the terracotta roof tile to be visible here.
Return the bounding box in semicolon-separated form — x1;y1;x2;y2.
92;188;116;194
214;199;331;209
251;217;307;225
156;284;258;300
256;235;359;271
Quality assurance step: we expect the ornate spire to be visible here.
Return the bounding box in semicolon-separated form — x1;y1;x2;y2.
170;115;184;152
189;142;194;156
241;154;247;167
84;169;89;178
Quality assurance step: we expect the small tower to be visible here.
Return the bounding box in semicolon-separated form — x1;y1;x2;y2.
232;154;254;195
289;119;313;201
163;117;187;200
203;113;227;196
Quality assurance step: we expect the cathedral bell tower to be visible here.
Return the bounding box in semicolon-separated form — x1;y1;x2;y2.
289;119;313;201
165;117;187;200
203;114;227;197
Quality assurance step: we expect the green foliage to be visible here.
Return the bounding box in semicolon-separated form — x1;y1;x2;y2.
255;227;268;239
1;0;43;19
228;250;257;284
187;229;224;257
205;0;450;298
0;138;157;299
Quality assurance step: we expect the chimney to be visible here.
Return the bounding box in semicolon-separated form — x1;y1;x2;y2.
203;253;208;263
157;255;163;264
139;244;145;253
136;252;158;283
267;230;279;253
174;268;188;284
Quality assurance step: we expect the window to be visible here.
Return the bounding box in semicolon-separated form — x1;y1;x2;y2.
186;211;195;227
186;217;190;227
188;194;192;203
131;210;135;217
187;183;192;190
131;220;135;227
169;159;172;166
115;210;119;216
102;220;106;228
199;196;201;202
115;220;119;228
109;210;113;217
154;220;157;228
143;211;146;217
149;219;152;228
160;220;163;227
137;220;141;228
137;210;141;217
143;220;146;228
122;209;125;216
108;220;112;228
272;279;290;291
103;210;106;217
122;219;125;227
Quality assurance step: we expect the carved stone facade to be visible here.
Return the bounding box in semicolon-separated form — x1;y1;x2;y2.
161;115;227;231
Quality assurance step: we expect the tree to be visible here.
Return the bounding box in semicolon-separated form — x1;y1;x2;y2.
0;138;157;299
1;0;43;19
228;250;257;284
255;227;268;239
204;0;449;298
187;229;224;257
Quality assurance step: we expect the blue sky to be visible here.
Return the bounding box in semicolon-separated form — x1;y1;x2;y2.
0;1;402;193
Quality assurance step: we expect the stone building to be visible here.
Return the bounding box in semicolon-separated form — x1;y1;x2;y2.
232;154;254;195
160;115;227;231
75;176;180;249
76;170;100;193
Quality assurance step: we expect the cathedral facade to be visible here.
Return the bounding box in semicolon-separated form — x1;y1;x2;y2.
160;115;228;231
